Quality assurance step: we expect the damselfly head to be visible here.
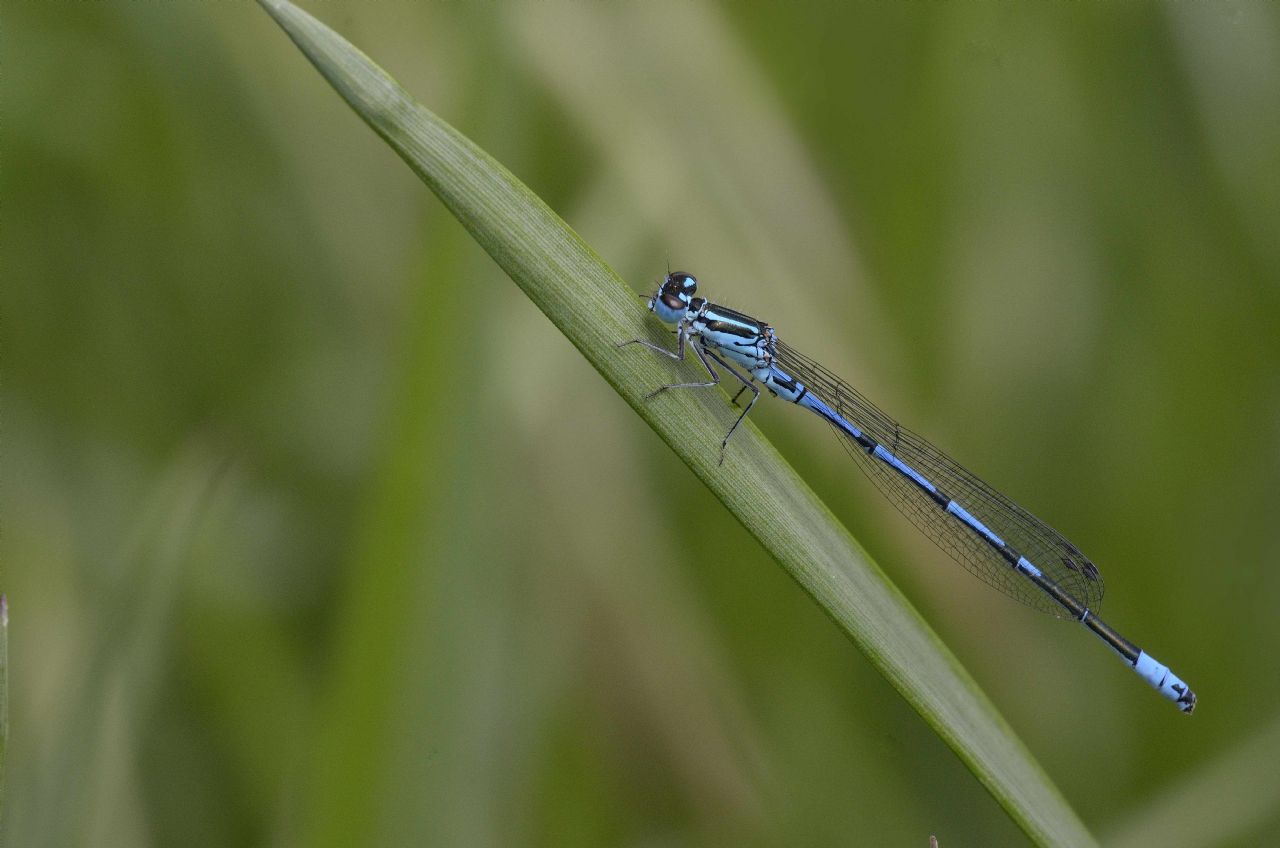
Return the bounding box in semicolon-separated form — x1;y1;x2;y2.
650;271;698;324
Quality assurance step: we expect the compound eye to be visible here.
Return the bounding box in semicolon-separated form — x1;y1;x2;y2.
658;293;685;312
668;272;698;295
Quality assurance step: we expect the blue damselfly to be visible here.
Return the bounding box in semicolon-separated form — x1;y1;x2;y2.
621;271;1196;713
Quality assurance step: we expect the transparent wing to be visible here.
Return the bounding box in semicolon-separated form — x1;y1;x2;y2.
774;340;1104;617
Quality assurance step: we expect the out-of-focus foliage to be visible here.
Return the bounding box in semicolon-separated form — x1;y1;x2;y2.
4;2;1279;846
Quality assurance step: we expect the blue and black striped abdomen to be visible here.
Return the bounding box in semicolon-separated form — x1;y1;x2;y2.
775;340;1104;617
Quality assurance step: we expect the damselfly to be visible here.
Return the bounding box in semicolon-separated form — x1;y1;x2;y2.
620;271;1196;713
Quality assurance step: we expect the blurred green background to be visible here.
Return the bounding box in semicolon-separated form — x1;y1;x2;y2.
6;1;1280;845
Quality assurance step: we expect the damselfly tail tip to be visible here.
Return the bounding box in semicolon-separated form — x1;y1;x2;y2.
1135;651;1196;714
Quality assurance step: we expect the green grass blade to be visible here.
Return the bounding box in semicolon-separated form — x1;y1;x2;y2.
256;1;1095;843
0;594;7;832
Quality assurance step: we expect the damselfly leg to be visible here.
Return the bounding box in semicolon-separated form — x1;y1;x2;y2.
619;325;760;464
